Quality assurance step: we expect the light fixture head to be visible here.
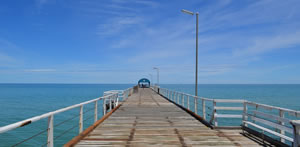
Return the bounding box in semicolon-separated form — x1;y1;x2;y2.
181;9;194;15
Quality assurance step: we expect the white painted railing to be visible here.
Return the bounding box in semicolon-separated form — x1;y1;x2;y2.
0;87;133;147
152;86;300;147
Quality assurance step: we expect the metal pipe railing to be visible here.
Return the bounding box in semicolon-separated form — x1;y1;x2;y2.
0;87;133;147
152;86;300;146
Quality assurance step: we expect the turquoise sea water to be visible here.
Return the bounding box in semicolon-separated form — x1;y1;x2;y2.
0;84;299;146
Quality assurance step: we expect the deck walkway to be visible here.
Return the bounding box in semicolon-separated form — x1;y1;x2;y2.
73;88;271;147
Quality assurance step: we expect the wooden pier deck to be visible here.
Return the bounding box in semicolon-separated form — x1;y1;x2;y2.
70;88;272;147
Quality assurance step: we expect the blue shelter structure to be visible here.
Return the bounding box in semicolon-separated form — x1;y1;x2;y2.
138;78;150;88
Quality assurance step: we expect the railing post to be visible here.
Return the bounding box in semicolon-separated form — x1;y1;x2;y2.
202;99;206;120
242;101;247;126
213;100;217;127
177;92;179;104
181;93;184;106
79;105;83;133
173;91;175;102
47;115;54;147
187;96;190;110
291;120;300;147
109;96;112;111
172;91;175;101
94;101;98;123
194;96;197;114
279;110;285;143
103;98;106;115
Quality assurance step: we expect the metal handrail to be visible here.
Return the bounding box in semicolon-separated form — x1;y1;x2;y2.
153;86;300;146
0;87;134;147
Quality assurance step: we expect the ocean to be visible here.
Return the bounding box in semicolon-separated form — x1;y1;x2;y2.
0;84;299;146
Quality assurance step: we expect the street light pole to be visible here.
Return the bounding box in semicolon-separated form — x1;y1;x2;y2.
181;9;199;96
153;67;159;86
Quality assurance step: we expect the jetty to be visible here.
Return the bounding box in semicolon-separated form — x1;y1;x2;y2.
66;88;268;146
0;85;300;147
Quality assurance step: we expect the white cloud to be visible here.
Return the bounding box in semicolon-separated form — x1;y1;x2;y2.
25;69;56;72
97;16;143;36
233;31;300;57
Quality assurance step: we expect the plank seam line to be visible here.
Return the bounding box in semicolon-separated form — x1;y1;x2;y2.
138;89;142;106
174;128;187;147
126;117;137;147
216;130;241;147
149;89;160;106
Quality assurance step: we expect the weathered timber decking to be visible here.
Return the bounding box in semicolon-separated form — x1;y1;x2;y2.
73;88;272;147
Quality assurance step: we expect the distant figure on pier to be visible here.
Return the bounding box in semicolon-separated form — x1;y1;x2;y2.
138;78;150;88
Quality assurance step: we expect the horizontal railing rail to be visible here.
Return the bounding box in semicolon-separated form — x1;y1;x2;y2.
152;86;300;147
0;87;133;147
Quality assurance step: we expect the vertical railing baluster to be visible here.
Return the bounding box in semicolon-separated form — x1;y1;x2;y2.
103;98;106;115
79;105;83;133
194;96;197;114
47;115;54;147
243;101;247;127
202;99;206;120
291;120;300;147
94;101;98;123
109;96;112;111
279;110;285;143
187;96;190;110
182;93;184;107
176;92;179;105
172;91;175;101
213;100;217;126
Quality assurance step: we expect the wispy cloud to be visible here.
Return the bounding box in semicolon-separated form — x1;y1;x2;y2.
24;69;56;72
97;16;143;36
233;31;300;57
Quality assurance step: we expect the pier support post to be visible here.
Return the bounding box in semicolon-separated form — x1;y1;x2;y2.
291;120;300;147
47;115;54;147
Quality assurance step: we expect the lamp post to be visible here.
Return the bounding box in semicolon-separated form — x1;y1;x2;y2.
153;67;159;86
181;9;199;96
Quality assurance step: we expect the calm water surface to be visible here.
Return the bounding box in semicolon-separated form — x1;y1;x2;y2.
0;84;299;146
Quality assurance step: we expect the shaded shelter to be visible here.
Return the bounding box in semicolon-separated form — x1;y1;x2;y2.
138;78;150;88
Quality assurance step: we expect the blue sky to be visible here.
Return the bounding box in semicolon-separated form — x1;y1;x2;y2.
0;0;300;84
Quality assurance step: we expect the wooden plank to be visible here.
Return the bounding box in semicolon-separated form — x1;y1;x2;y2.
70;88;273;147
